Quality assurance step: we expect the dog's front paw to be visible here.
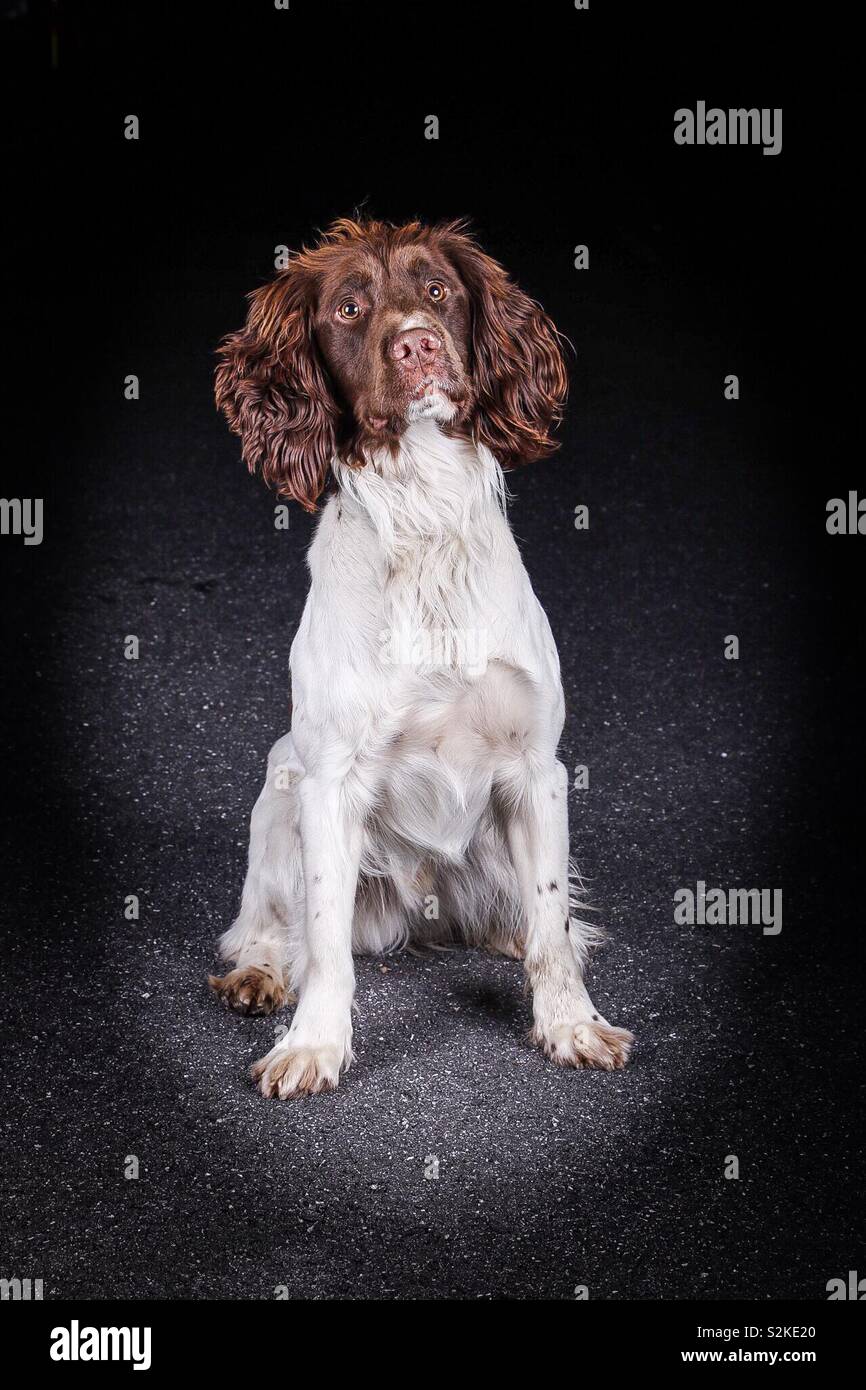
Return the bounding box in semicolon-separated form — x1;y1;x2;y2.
250;1042;344;1099
533;1017;634;1070
208;964;291;1016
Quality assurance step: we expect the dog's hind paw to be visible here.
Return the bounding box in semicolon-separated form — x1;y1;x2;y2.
208;964;291;1016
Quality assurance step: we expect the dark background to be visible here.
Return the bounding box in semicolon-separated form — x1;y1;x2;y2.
1;2;862;1299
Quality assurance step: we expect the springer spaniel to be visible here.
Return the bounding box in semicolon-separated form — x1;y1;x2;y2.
210;218;633;1097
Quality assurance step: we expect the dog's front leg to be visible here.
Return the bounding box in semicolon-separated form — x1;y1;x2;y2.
507;759;634;1070
251;773;361;1098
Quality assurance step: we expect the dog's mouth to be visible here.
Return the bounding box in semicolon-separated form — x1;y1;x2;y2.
365;372;466;432
405;379;460;423
409;375;454;406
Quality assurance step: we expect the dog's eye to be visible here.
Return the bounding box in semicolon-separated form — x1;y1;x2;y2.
426;281;448;303
338;300;361;321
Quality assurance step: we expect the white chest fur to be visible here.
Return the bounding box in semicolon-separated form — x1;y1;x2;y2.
291;424;564;753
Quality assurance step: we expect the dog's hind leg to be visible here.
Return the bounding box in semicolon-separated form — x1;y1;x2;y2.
208;732;304;1016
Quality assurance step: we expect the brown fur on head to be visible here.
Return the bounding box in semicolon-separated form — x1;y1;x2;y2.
215;218;568;511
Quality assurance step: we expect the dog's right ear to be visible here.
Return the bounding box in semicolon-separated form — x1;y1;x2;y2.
215;269;339;511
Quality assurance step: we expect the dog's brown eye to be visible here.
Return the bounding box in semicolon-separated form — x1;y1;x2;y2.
338;300;361;321
427;281;448;303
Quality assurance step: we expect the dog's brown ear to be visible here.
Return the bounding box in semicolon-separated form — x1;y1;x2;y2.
215;269;339;511
438;224;568;467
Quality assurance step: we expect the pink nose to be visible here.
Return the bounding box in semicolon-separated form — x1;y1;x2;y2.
389;326;441;367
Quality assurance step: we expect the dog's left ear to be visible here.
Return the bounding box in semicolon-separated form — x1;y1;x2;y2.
439;225;568;467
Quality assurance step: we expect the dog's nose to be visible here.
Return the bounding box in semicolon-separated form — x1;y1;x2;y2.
389;327;441;367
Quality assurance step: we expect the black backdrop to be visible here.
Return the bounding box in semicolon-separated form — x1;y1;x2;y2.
0;2;862;1302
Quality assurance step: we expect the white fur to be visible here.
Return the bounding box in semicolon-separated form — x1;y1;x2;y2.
217;421;631;1093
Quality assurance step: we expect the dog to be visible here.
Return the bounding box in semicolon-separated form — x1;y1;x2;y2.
209;218;633;1097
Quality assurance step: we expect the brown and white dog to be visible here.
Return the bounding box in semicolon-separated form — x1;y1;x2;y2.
210;219;633;1098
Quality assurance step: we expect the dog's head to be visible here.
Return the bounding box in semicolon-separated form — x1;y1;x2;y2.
215;218;567;510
